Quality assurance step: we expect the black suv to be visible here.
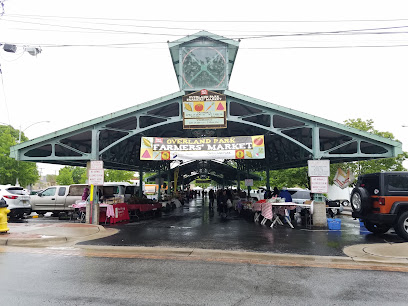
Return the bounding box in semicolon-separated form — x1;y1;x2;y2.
351;172;408;240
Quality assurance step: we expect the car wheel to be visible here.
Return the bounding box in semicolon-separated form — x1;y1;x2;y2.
394;211;408;241
363;220;391;234
350;187;370;214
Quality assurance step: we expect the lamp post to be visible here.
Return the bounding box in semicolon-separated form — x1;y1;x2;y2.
15;121;50;186
18;121;50;144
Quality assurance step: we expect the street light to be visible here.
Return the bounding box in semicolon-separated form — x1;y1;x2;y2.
16;121;50;186
18;121;50;143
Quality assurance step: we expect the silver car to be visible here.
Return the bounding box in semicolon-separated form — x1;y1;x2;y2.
0;185;32;218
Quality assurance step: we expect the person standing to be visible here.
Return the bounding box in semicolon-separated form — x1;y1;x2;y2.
82;187;89;201
272;187;280;198
279;187;292;202
208;189;215;210
219;190;229;218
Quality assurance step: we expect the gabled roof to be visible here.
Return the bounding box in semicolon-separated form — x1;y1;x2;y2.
10;88;403;174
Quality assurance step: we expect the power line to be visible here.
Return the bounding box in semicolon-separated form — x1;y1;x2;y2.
3;40;408;49
241;44;408;49
3;16;408;41
1;17;188;36
4;14;204;32
6;13;408;23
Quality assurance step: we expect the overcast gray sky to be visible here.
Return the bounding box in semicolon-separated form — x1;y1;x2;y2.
1;0;408;175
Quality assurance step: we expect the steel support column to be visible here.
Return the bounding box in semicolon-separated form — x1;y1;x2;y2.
158;168;161;201
139;166;143;197
167;171;171;195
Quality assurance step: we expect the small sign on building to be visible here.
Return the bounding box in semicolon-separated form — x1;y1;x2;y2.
182;89;227;129
310;176;328;193
88;169;104;186
245;179;253;187
308;160;330;177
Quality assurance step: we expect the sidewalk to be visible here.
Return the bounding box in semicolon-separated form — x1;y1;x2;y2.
0;222;118;246
0;221;407;270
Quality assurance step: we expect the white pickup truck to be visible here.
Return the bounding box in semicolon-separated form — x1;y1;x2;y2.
30;184;87;215
30;183;138;216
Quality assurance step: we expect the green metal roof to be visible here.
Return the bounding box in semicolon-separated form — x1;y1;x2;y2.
9;31;403;178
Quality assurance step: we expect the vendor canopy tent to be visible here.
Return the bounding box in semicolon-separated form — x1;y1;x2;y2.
10;31;403;174
145;160;262;186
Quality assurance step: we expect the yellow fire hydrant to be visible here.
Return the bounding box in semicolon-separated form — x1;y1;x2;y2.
0;198;10;233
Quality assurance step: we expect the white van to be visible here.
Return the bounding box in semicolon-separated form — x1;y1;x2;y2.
0;185;31;218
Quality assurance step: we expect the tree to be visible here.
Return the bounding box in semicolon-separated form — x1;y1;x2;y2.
329;118;408;182
46;174;57;186
71;167;87;184
104;169;135;182
262;119;407;188
0;125;39;186
56;167;74;185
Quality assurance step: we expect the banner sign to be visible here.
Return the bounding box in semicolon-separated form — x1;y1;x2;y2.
333;168;355;189
182;89;227;129
140;135;265;161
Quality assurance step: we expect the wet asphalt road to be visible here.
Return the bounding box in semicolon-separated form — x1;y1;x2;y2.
70;197;404;256
1;251;407;306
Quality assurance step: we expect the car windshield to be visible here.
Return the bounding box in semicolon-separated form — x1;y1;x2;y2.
6;187;25;195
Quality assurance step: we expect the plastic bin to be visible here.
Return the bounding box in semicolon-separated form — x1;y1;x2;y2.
327;218;341;230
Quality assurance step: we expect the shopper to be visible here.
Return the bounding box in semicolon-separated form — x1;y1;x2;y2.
219;189;229;217
279;187;292;202
82;187;89;201
208;189;215;210
272;187;279;197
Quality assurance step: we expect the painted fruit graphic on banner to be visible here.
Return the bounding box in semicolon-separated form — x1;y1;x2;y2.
235;150;244;159
252;136;264;146
194;103;204;112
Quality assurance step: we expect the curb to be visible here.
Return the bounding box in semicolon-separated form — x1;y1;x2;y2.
0;224;117;247
0;234;68;246
74;245;408;271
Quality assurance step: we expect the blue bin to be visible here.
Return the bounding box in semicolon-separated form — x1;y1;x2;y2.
327;218;341;230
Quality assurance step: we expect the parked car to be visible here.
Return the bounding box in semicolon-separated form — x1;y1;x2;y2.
288;188;311;204
0;185;31;218
351;171;408;240
288;188;343;216
29;190;42;196
30;184;88;215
